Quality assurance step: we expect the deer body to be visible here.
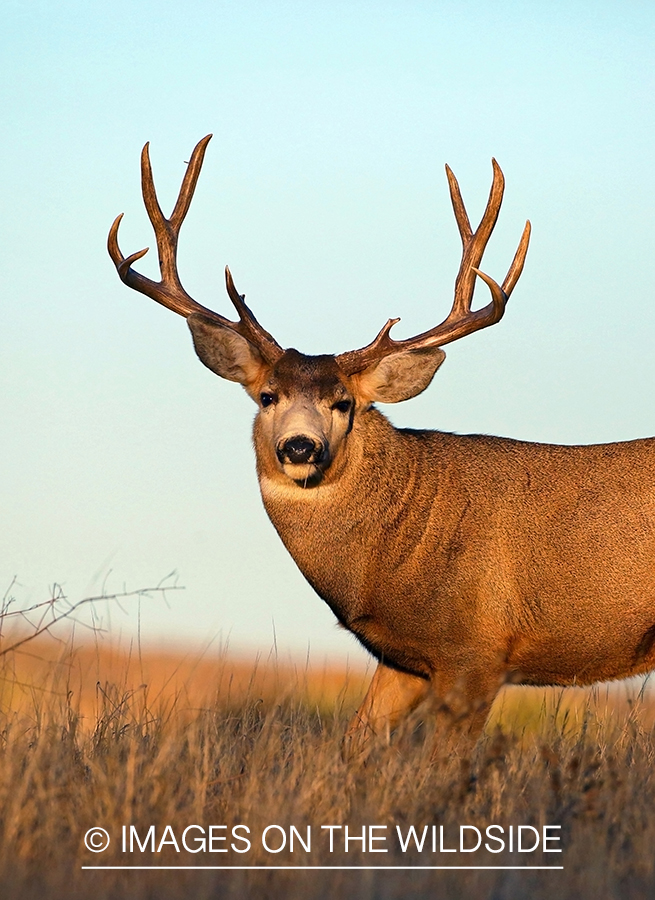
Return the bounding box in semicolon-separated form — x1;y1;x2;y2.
108;134;655;756
259;407;655;689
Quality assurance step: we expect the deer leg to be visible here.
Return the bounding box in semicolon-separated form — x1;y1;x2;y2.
342;661;429;761
428;664;503;761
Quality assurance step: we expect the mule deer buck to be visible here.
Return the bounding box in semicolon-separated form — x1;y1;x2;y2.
109;135;655;758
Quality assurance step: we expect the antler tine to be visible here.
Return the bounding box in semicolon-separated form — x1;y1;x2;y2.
138;135;210;293
108;136;213;318
168;136;212;231
223;265;283;356
336;160;530;376
501;219;532;297
448;158;504;320
445;164;473;246
108;136;284;365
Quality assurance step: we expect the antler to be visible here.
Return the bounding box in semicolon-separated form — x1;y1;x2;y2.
108;135;284;365
336;159;531;376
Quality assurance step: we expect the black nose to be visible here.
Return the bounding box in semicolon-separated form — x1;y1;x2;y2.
277;436;322;465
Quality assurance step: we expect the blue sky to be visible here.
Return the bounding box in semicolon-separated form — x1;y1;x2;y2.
1;1;654;662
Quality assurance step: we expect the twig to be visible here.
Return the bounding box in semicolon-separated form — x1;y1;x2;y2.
0;579;184;658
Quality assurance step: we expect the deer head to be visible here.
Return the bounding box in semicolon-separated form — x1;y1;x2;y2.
108;135;530;487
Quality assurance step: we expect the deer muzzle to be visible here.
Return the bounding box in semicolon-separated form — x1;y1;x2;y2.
276;435;326;466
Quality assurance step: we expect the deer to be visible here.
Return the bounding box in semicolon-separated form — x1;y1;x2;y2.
108;135;655;760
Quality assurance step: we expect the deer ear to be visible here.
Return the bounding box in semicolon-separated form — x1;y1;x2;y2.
187;314;268;387
353;346;446;404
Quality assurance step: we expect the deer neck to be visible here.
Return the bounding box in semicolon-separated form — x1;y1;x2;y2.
254;407;441;622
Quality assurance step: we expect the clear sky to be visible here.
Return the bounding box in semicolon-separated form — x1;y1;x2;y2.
1;0;654;663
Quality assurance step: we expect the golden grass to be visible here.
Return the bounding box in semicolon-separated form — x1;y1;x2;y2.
2;636;655;899
0;636;369;724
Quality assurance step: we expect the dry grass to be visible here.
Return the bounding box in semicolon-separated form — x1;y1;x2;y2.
2;636;655;899
0;635;369;722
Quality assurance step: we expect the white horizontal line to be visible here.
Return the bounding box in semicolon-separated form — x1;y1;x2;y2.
82;865;564;871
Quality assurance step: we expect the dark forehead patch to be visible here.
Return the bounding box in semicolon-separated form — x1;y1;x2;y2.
272;349;346;396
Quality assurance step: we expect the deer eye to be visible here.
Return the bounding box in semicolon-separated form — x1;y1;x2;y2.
332;399;352;413
260;392;277;408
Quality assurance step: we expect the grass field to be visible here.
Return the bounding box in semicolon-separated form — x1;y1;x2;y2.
2;633;655;899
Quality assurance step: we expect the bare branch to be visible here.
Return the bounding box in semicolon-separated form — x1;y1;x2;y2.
0;578;184;658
